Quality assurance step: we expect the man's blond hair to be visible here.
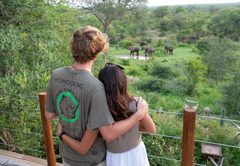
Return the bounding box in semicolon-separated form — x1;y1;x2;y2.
70;26;106;63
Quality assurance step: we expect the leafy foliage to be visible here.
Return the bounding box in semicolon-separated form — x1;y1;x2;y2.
184;56;207;95
120;40;135;48
168;12;188;41
153;6;170;19
197;36;240;85
222;69;240;115
147;61;179;79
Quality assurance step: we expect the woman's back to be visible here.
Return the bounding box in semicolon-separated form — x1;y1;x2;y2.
106;100;141;153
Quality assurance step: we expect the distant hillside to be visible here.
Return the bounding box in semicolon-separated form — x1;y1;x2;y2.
148;2;240;9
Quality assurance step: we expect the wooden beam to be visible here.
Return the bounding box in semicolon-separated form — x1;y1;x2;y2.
181;107;196;166
39;92;56;166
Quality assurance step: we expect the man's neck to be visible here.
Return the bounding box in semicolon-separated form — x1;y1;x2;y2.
71;60;94;72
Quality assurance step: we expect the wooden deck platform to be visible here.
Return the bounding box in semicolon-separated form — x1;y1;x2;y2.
0;149;63;166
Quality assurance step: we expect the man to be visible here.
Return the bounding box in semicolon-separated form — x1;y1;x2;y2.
45;26;148;166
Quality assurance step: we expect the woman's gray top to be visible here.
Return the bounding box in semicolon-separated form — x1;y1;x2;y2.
105;99;141;153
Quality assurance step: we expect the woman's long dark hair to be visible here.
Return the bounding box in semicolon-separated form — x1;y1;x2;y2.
98;65;134;121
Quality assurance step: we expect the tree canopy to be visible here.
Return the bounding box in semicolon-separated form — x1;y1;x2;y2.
168;12;188;41
153;6;170;18
68;0;147;33
196;36;239;85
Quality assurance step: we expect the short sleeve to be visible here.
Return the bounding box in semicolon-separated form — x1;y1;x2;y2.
88;88;115;130
45;75;56;113
87;122;99;133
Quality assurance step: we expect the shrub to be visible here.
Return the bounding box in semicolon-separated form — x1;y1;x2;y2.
186;39;195;45
191;45;200;54
196;37;212;55
178;43;190;47
154;47;167;56
158;31;166;37
140;37;152;44
161;59;168;63
156;38;164;47
128;68;141;76
162;78;192;96
120;40;134;48
134;77;165;93
120;59;131;66
148;61;178;79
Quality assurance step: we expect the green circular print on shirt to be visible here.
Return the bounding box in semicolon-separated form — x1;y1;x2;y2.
57;92;79;123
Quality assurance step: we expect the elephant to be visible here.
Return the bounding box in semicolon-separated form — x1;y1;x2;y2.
138;41;148;47
127;46;139;57
142;46;153;57
165;45;174;55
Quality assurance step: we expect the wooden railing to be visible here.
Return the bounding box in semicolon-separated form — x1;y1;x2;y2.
39;92;56;166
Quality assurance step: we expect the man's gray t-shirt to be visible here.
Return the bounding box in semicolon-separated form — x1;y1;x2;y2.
45;67;114;166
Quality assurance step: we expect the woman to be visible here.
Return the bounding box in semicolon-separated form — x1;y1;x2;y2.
57;63;155;166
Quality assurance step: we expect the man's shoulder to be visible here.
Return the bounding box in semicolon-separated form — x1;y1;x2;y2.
87;75;105;91
52;67;67;74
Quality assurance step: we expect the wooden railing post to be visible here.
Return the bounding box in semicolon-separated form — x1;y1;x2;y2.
39;92;56;166
181;107;196;166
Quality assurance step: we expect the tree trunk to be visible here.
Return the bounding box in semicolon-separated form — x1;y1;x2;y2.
178;26;182;42
224;29;228;36
216;62;221;85
234;91;240;111
104;24;108;34
238;34;240;43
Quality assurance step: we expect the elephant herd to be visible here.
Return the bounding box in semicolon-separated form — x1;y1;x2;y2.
127;40;174;57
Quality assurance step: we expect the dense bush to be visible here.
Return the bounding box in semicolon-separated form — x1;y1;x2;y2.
134;77;166;93
178;43;190;47
140;37;152;44
196;37;212;55
147;61;179;79
120;59;131;66
120;40;135;48
128;68;142;76
156;38;165;47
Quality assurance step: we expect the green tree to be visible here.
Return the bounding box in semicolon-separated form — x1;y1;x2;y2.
196;37;212;55
0;0;48;30
134;8;149;36
228;7;240;43
153;6;170;19
175;6;185;14
168;12;188;41
209;5;220;14
184;56;207;95
197;36;239;85
208;8;232;38
127;24;139;37
222;70;240;115
69;0;147;33
107;25;117;44
189;18;205;39
159;17;170;31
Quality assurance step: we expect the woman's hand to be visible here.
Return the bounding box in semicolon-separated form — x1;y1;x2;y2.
136;97;148;119
57;121;63;136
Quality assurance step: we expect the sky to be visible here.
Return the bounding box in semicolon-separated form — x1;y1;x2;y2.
147;0;240;6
